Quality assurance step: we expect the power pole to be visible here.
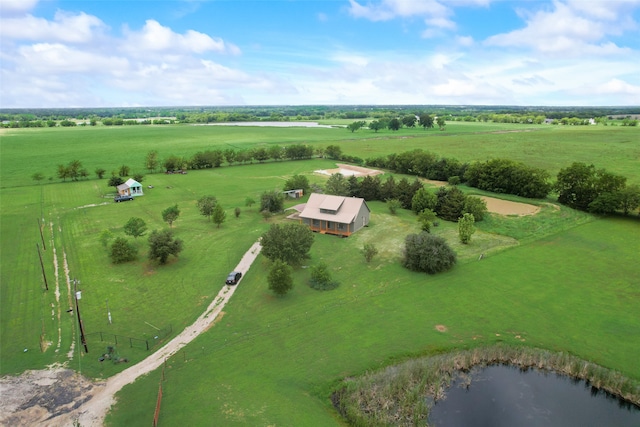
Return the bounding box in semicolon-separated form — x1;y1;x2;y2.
73;278;89;353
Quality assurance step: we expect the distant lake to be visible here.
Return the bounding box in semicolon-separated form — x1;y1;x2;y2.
428;365;640;427
195;121;334;128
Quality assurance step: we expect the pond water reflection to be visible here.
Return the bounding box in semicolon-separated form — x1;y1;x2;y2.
428;365;640;427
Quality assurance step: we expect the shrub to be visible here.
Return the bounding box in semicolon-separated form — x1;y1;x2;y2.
308;262;339;290
110;237;137;264
402;232;457;274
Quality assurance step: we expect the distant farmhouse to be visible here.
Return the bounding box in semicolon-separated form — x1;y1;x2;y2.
298;193;370;237
117;178;144;197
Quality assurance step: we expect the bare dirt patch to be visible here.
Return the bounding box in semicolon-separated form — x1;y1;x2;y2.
435;325;448;333
315;163;383;177
480;196;540;216
0;367;103;426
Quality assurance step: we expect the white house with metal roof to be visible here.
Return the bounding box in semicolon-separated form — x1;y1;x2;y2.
298;193;370;237
117;178;144;197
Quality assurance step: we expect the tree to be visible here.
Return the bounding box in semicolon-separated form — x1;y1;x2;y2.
196;195;217;221
618;184;640;215
387;199;401;214
369;120;384;132
283;174;310;194
260;190;285;213
57;164;69;181
309;262;339;290
362;243;378;263
436;116;446;130
463;196;488;222
144;150;160;173
412;188;437;214
268;259;293;296
95;168;106;179
108;176;124;190
118;165;130;177
67;160;82;181
110;237;138;264
555;162;625;211
435;186;466;221
260;223;314;266
325;173;350;196
99;229;114;248
359;175;381;201
31;172;45;183
458;213;476;244
347;120;366;133
212;204;226;228
245;197;256;209
402;232;457;274
402;115;417;128
148;229;183;265
388;118;401;131
325;145;342;159
123;217;147;239
380;176;397;201
417;208;437;232
419;114;434;129
234;207;241;218
162;204;180;228
133;173;144;183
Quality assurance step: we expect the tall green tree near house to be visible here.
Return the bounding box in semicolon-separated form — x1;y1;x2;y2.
108;175;124;190
268;259;293;296
260;223;314;266
325;173;350;196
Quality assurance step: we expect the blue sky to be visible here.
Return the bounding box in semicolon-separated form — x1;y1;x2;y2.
1;0;639;107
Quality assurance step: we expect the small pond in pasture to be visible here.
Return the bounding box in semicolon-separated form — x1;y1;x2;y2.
428;365;640;426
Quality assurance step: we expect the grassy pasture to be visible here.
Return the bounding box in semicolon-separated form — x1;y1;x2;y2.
0;122;638;425
1;122;638;189
105;215;640;426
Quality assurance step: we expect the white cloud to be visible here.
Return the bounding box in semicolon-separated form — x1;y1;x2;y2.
485;1;639;57
14;43;129;73
348;0;449;22
0;0;39;15
122;20;240;55
0;11;107;43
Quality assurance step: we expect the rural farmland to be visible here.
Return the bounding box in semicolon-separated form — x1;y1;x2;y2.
0;120;639;426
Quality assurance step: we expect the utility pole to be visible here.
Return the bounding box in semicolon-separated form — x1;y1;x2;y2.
73;278;89;353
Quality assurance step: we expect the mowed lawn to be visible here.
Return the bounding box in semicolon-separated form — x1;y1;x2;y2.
107;215;640;426
0;123;638;425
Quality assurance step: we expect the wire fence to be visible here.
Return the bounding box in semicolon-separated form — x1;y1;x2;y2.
85;324;173;351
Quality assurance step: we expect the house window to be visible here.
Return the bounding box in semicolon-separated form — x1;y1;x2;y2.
338;223;345;230
327;221;332;229
312;219;320;227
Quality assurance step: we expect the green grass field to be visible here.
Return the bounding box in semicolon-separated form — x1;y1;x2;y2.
0;122;638;425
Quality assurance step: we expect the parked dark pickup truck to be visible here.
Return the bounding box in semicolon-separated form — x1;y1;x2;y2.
114;195;134;202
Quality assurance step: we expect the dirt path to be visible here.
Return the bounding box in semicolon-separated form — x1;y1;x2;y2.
0;241;262;427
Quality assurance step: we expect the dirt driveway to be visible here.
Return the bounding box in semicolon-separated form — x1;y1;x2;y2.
0;241;262;427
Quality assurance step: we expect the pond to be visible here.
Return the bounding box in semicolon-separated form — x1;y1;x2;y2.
428;365;640;427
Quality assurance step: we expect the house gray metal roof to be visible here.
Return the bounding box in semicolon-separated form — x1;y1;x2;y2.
299;193;369;224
